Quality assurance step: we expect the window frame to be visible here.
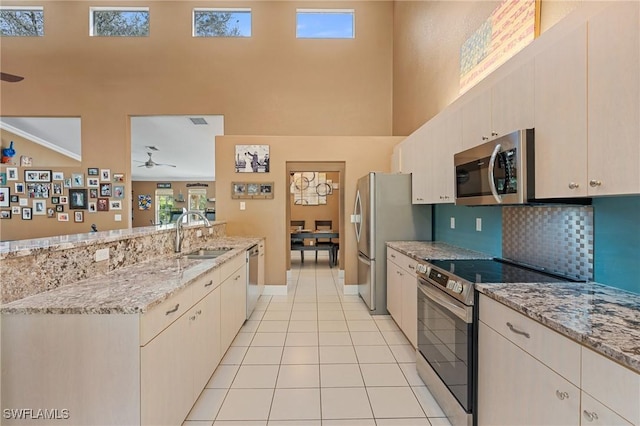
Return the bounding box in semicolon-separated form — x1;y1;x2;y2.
296;8;355;39
0;6;44;37
192;7;252;38
89;6;150;37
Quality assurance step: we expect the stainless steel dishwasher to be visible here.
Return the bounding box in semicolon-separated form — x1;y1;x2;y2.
246;244;259;319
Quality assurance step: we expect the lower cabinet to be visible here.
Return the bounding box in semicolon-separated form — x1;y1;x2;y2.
386;248;418;347
221;263;247;350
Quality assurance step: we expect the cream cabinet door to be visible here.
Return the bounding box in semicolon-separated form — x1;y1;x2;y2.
400;267;417;348
491;60;535;137
478;321;580;426
461;89;492;150
386;259;403;325
406;129;431;204
534;24;588;198
581;392;633;426
221;265;247;351
587;1;640;196
258;241;265;286
191;287;221;395
428;108;462;204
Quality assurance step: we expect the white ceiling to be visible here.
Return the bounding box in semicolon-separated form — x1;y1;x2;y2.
0;115;224;182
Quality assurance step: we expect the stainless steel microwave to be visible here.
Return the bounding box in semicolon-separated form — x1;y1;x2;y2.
454;129;534;206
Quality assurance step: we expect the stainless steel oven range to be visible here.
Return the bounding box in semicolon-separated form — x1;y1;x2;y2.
415;258;577;426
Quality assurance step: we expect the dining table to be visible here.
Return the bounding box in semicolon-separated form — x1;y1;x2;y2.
290;229;339;267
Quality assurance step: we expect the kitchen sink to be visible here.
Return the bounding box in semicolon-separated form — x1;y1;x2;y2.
183;248;233;259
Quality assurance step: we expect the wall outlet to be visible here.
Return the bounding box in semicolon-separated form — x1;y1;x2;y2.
196;230;202;237
476;218;482;232
450;217;456;229
95;248;109;262
240;202;246;211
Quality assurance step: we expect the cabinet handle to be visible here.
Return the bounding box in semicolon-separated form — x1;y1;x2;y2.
234;274;241;280
506;322;530;338
583;410;599;422
568;182;580;189
204;280;213;287
555;390;570;400
165;304;180;315
391;254;396;259
589;180;602;187
482;136;489;141
196;309;202;315
409;264;415;270
491;132;498;137
190;315;197;321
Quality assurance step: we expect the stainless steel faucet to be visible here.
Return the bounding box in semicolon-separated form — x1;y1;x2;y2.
175;210;212;253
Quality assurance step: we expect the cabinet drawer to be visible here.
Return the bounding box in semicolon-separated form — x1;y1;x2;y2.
479;294;581;386
387;248;418;276
582;347;640;425
192;268;221;304
219;252;246;282
581;392;633;426
140;286;193;346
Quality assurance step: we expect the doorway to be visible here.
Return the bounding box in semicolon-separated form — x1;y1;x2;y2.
285;162;345;272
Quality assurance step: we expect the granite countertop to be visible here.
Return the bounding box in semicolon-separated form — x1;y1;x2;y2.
1;236;260;315
387;241;493;261
477;282;640;374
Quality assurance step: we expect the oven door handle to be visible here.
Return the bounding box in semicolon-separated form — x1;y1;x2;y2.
488;143;503;204
418;279;472;323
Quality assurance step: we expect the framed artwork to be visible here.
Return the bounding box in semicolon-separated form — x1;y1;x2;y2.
138;194;151;210
56;205;64;212
10;195;18;203
87;177;99;187
113;173;125;183
0;172;5;186
89;188;98;199
19;198;28;206
6;167;18;181
57;212;69;222
52;172;64;181
59;196;68;204
71;173;84;187
0;187;10;207
12;206;21;215
51;196;60;204
232;182;246;198
88;201;97;213
74;211;84;223
52;182;63;195
63;178;72;188
234;144;269;173
100;183;112;197
32;199;46;215
232;182;274;199
14;182;24;194
24;170;51;183
47;207;55;218
100;169;111;182
22;207;32;220
109;200;122;210
97;198;109;211
260;183;273;196
69;189;88;209
27;183;50;199
87;168;99;176
113;185;125;199
0;210;11;219
20;156;32;166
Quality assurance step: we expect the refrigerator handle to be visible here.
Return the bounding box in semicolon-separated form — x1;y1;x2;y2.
357;252;371;265
353;190;362;242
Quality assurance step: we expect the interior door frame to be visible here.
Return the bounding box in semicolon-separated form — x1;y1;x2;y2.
285;161;345;271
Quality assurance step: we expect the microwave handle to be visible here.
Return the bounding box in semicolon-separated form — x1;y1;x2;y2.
488;143;503;204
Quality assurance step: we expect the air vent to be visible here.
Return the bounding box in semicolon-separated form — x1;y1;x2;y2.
189;117;208;125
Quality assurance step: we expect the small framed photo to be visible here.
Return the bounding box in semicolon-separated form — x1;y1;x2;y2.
100;169;111;182
97;198;109;211
87;168;99;176
71;173;84;187
57;212;69;222
59;196;69;204
27;183;50;199
63;178;72;188
247;183;259;196
109;199;122;210
55;205;64;212
6;167;18;181
47;207;55;218
235;144;270;173
87;177;99;187
113;185;125;199
260;183;274;196
232;182;246;199
0;187;9;207
20;156;32;166
19;198;28;206
0;172;5;186
51;196;60;204
10;195;19;203
33;199;46;215
74;211;84;223
88;201;97;213
52;172;64;181
89;188;98;199
100;183;112;197
69;189;88;209
22;207;32;220
0;210;11;219
112;173;125;183
12;206;21;215
25;170;51;183
14;182;24;194
52;182;63;195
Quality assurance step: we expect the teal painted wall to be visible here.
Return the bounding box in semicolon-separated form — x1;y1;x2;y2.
434;204;502;257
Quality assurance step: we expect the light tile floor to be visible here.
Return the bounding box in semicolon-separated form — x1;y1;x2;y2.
184;253;451;426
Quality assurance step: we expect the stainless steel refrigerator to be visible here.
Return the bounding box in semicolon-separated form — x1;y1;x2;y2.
353;172;433;314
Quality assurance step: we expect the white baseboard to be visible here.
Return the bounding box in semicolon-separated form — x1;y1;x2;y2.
343;284;358;295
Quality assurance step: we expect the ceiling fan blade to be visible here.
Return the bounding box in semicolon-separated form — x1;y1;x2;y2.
1;72;24;83
156;163;177;167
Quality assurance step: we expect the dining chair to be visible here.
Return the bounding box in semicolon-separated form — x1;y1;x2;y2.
291;220;305;262
314;220;333;263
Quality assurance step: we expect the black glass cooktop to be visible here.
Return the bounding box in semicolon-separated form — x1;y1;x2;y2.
427;259;575;284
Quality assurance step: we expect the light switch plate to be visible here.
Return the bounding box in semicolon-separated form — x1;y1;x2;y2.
476;218;482;232
114;214;122;222
240;202;246;211
450;217;456;229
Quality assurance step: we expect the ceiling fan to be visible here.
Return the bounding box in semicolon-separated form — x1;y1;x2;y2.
1;72;24;83
134;152;177;168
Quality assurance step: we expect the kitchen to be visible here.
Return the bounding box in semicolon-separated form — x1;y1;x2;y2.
1;1;640;425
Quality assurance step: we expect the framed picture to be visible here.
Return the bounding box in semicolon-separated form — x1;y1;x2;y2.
87;168;99;176
56;205;64;212
14;182;24;194
74;211;84;223
69;189;88;209
0;210;10;219
71;173;84;187
100;169;111;182
22;207;32;220
232;182;274;199
52;172;64;181
19;198;28;206
260;183;274;196
87;177;99;187
10;195;18;203
232;182;246;198
100;183;112;197
0;187;10;207
235;144;270;173
112;173;125;183
52;182;63;195
12;206;21;215
89;188;98;199
20;156;32;166
113;185;125;199
57;212;69;222
6;167;18;181
33;199;46;215
47;207;55;218
59;196;68;204
51;196;60;204
27;183;50;199
88;201;97;213
97;198;109;211
24;170;51;183
109;200;122;210
0;173;5;186
247;183;259;196
63;178;72;188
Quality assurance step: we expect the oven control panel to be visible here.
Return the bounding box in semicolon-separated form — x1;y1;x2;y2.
424;266;464;294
